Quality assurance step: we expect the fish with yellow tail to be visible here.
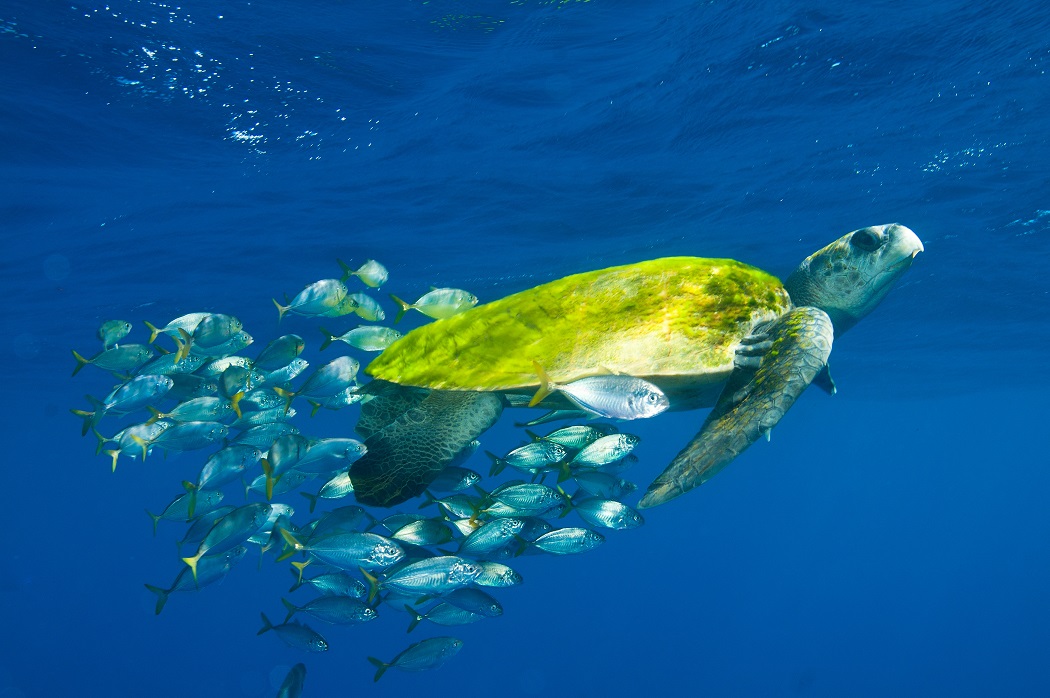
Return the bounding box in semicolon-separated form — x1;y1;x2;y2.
389;287;477;323
181;502;272;582
528;362;669;420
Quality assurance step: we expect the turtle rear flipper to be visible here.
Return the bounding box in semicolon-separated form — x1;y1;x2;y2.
638;307;834;509
351;390;504;507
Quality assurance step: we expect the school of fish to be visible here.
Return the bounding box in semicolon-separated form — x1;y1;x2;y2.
71;258;649;691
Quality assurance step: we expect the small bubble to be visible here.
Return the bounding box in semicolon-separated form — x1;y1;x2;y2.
43;253;70;282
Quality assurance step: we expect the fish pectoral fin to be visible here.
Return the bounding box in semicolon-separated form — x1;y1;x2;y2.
639;307;834;509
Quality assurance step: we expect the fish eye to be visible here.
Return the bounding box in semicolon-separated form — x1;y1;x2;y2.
850;228;884;252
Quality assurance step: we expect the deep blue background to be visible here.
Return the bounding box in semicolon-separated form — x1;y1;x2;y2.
2;1;1049;696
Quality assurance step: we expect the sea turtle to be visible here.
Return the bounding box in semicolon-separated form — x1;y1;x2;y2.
349;223;923;509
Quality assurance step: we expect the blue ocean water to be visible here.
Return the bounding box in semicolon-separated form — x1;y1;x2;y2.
2;0;1049;695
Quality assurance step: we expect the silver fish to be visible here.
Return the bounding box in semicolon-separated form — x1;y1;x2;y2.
281;595;376;625
97;320;132;348
571;433;640;468
569;497;644;530
432;587;503;617
144;546;247;615
254;334;306;371
473;561;523;588
530;527;605;555
486;441;566;476
368;637;463;681
279;529;404;571
182;503;273;581
362;556;481;603
530;363;669;420
257;613;328;653
274;279;348;322
289;569;367;598
319;325;401;352
339;258;389;288
144;313;210;343
572;471;637;500
390;288;477;323
146;396;232;425
275;663;307;698
71;344;154;377
407;603;485;632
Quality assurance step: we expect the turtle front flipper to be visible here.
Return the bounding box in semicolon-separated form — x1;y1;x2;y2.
350;390;504;507
638;307;834;509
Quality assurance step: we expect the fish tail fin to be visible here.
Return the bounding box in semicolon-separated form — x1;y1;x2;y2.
182;480;198;519
273;298;290;324
130;434;150;460
367;656;390;682
181;551;203;584
300;491;320;514
418;490;437;510
556;461;573;483
524;429;542;442
360;566;380;604
174;328;193;363
146;509;162;536
144;405;165;426
318;327;335;351
144;583;170;615
405;605;423;633
143;320;162;344
528;361;555;407
336;258;353;282
556;485;573;517
230;391;244;419
260;458;276;501
70;408;96;437
307;399;322;417
389;294;411;323
71;349;91;377
277;526;304;558
104;449;121;472
257;612;274;636
281;597;297;624
91;427;112;456
272;386;295;415
485;450;505;476
290;559;311;586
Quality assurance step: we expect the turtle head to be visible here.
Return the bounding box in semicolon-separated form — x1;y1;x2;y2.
784;223;923;335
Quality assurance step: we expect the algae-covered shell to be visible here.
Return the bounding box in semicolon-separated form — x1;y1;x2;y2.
366;257;791;399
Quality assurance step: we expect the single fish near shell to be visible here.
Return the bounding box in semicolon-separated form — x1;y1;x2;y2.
274;356;360;411
319;325;402;352
390;288;478;323
529;362;669;420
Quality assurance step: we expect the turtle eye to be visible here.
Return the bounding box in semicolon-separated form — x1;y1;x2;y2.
850;228;884;252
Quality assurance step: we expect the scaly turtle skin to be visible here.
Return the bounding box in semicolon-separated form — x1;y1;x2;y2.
350;224;923;508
